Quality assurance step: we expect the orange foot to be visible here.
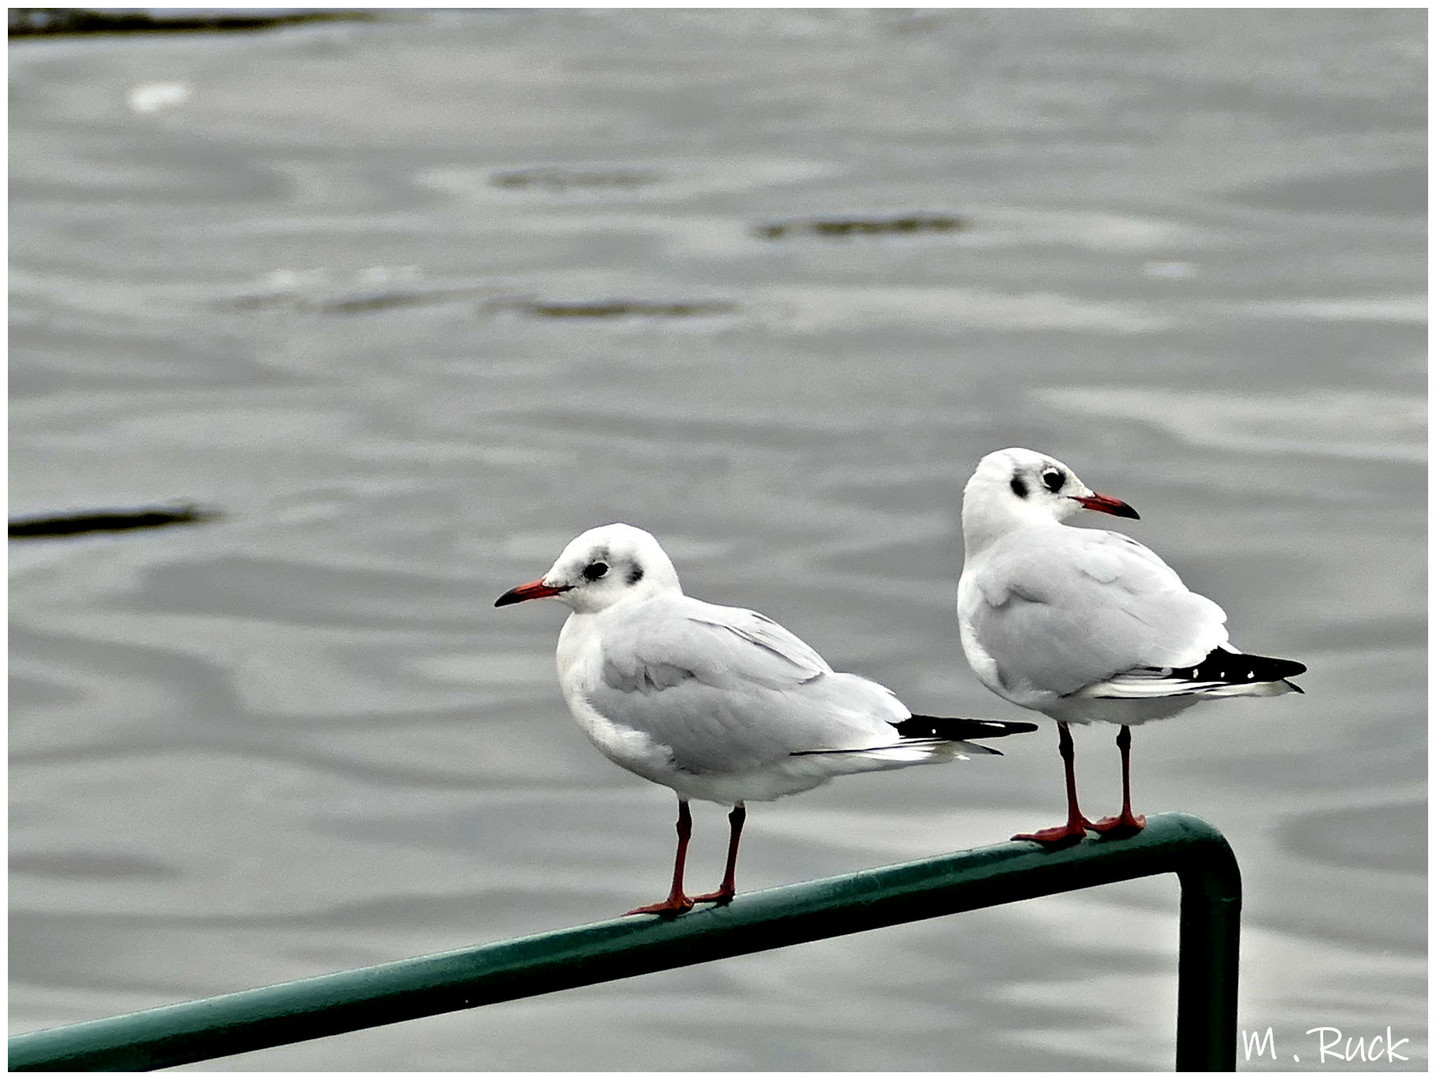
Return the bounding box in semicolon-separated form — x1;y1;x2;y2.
624;894;694;917
691;886;735;906
1091;812;1146;838
1013;818;1094;846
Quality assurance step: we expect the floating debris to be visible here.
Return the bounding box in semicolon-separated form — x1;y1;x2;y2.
9;8;376;37
10;504;220;539
753;214;967;240
483;297;739;320
490;168;658;192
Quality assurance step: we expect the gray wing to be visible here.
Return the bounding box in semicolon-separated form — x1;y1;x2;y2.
967;528;1229;698
589;596;909;774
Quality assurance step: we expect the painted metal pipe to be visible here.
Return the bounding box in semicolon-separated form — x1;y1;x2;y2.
9;811;1239;1071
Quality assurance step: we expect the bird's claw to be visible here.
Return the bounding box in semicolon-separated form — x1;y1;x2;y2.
623;895;694;917
1091;812;1146;837
1012;819;1094;846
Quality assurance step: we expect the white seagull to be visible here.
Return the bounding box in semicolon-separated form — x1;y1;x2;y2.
497;523;1035;915
957;448;1306;845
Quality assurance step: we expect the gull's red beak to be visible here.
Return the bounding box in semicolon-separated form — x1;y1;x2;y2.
1073;492;1140;520
494;579;566;607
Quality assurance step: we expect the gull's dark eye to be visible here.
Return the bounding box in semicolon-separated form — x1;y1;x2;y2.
1041;468;1065;493
583;561;609;581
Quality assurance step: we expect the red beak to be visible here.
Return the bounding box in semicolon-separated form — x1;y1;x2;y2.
1073;492;1140;520
494;579;566;607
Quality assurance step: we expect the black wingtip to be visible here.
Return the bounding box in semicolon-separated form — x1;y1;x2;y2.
897;715;1040;741
1265;656;1307;679
1175;649;1307;687
1261;655;1306;680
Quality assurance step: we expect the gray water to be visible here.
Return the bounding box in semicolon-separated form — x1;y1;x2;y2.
9;9;1426;1070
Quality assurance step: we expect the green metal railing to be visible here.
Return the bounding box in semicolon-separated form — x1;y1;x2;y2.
9;812;1240;1071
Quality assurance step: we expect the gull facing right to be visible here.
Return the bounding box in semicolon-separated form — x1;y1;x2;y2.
957;447;1306;844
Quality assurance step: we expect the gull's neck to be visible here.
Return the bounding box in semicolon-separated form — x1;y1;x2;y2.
963;499;1070;560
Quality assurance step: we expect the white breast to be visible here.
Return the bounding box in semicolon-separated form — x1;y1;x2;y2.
556;611;677;786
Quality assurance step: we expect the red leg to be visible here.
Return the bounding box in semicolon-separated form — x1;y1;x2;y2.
625;799;695;916
692;803;745;905
1014;722;1095;846
1093;725;1146;836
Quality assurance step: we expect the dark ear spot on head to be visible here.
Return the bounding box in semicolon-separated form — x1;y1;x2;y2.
1010;476;1028;499
627;564;644;586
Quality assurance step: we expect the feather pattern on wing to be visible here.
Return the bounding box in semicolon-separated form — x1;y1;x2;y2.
962;526;1228;699
585;594;910;776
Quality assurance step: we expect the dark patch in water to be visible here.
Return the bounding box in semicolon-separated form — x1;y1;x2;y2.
9;8;375;38
483;297;738;320
754;214;967;239
225;287;485;314
10;504;220;539
228;287;729;319
490;167;658;192
315;294;438;315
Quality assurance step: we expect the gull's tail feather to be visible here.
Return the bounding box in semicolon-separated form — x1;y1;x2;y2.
784;715;1035;766
789;738;995;761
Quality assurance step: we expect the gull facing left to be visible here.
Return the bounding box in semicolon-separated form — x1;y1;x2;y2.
497;523;1035;916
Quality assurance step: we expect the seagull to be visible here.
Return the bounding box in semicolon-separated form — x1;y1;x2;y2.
497;522;1036;915
956;448;1306;845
